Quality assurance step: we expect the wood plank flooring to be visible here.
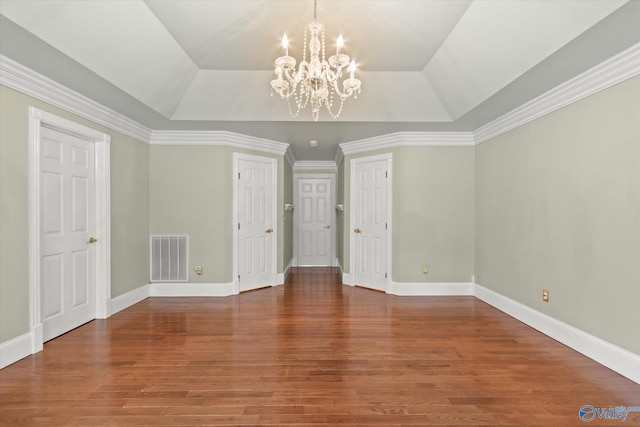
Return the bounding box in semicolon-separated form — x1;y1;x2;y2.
1;267;639;426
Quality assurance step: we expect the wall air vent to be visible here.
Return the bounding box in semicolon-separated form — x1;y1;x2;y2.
150;235;188;282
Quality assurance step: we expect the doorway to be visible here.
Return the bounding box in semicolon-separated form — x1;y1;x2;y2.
349;154;392;292
233;153;277;292
29;108;111;350
294;174;335;267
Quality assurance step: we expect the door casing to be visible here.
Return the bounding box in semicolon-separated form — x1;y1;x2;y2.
293;174;336;267
232;152;278;293
348;153;392;291
29;107;111;353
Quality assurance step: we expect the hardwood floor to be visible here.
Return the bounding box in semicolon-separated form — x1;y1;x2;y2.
1;267;638;426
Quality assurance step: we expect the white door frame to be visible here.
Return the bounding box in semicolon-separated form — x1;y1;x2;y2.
29;107;111;353
348;153;392;291
232;152;278;294
293;174;336;267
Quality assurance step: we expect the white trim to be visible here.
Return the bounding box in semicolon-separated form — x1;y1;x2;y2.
474;283;640;385
474;42;640;144
336;258;343;279
232;153;278;294
293;174;336;267
349;153;393;292
28;108;111;353
0;55;151;143
150;282;235;297
0;332;33;369
342;272;354;286
285;147;296;168
340;132;475;155
293;161;338;171
334;147;344;167
150;130;288;156
388;282;474;296
110;285;150;316
277;259;294;285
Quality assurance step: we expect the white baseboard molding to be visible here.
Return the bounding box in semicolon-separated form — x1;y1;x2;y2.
341;272;354;286
150;282;235;297
275;259;293;285
474;283;640;385
0;331;34;369
336;258;343;280
280;259;293;284
389;281;474;296
110;285;150;315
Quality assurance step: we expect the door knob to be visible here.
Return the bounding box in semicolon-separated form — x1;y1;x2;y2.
265;228;273;234
324;225;331;229
88;237;98;244
354;228;361;234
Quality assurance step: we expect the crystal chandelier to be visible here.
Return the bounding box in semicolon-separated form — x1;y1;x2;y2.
270;0;362;121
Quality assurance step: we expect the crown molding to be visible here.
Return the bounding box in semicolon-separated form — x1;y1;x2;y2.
285;146;296;168
293;161;338;171
474;42;640;144
150;130;289;156
340;131;475;155
4;40;638;156
334;147;344;167
0;55;152;143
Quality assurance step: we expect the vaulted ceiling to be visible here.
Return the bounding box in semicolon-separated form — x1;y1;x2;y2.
1;0;639;160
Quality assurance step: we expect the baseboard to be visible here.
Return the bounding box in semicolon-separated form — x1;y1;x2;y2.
280;259;293;284
149;282;235;297
389;281;474;296
474;283;640;385
341;272;354;286
336;258;343;280
110;284;150;315
0;332;33;369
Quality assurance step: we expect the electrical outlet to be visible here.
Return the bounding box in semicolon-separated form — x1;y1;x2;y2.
542;289;549;302
421;264;429;275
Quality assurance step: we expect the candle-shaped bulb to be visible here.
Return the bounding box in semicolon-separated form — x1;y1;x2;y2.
282;33;289;56
336;35;344;55
349;61;356;79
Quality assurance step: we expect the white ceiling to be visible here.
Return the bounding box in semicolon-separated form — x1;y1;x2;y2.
0;0;638;159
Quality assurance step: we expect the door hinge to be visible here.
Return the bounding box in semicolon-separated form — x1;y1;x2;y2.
385;171;388;178
238;172;240;179
385;223;387;229
238;223;240;230
385;273;388;278
238;274;240;280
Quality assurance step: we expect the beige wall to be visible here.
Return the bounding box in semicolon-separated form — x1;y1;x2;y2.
149;146;287;284
0;85;149;343
475;76;640;355
341;147;475;283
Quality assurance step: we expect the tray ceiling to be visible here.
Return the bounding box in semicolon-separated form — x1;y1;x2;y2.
1;0;638;159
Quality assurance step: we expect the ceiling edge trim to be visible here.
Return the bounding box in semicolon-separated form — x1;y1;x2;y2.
293;161;338;171
334;148;344;167
340;132;475;155
150;130;289;156
474;41;640;145
285;147;296;168
0;55;152;143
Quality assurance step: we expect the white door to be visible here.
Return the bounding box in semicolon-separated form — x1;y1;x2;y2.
237;156;276;292
296;176;333;266
40;126;96;342
351;156;389;291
